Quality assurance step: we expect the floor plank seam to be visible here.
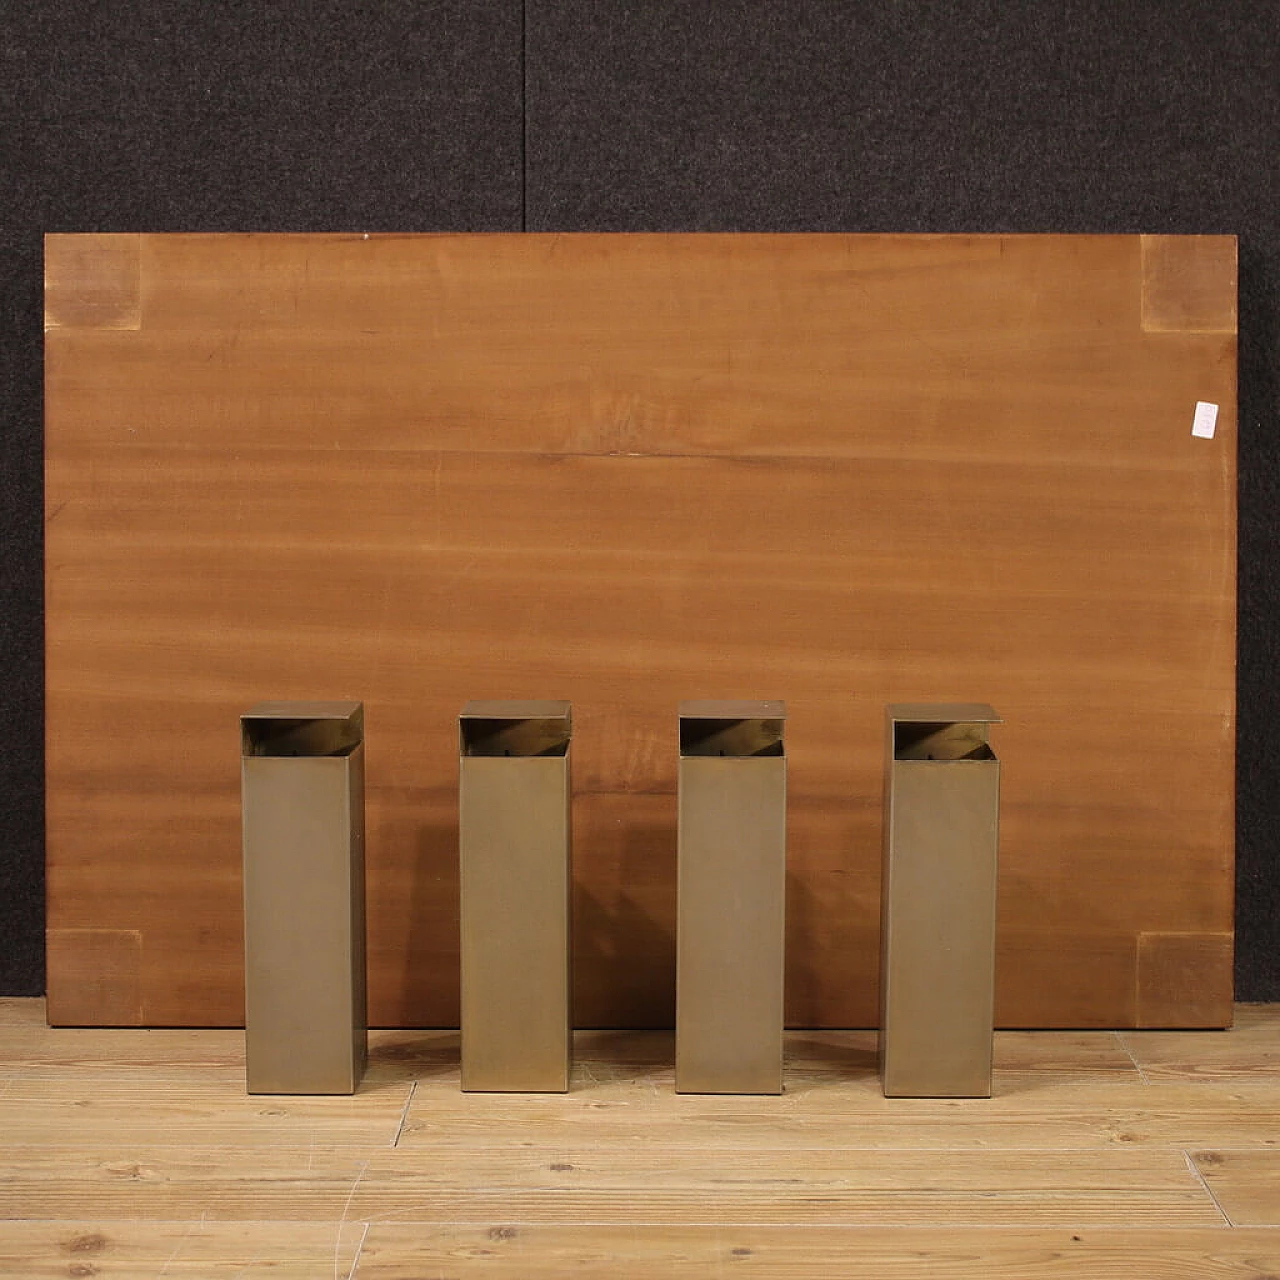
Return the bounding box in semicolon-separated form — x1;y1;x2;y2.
313;1217;1248;1230
1116;1032;1153;1084
10;1142;1268;1155
0;1146;1228;1157
4;1219;1268;1229
391;1081;417;1148
334;1160;370;1280
153;1218;195;1278
1182;1149;1233;1226
344;1221;370;1280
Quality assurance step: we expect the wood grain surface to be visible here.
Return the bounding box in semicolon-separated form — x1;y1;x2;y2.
1;999;1278;1277
43;233;1237;1028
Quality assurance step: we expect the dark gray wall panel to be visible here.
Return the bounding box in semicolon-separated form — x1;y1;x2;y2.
526;2;1274;234
0;228;45;996
526;0;1280;1000
0;1;522;995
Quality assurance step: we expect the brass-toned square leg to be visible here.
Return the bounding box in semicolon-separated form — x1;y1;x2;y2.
459;701;573;1092
241;702;367;1095
881;703;1001;1098
676;701;787;1095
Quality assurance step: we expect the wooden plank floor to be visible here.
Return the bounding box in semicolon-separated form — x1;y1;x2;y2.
0;1000;1277;1277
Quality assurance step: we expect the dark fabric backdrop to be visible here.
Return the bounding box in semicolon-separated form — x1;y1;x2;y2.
3;1;1276;1000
